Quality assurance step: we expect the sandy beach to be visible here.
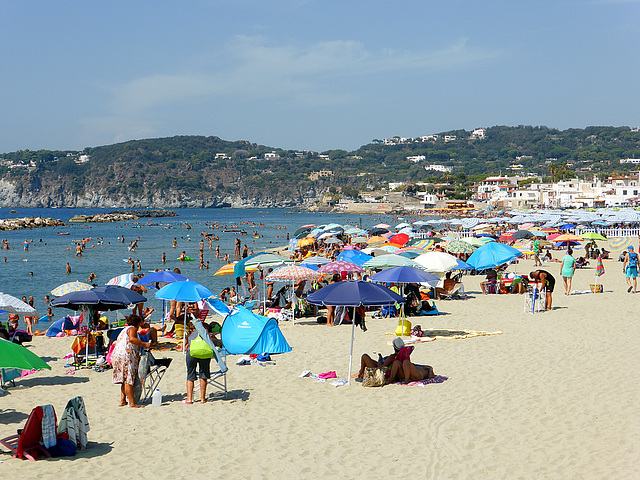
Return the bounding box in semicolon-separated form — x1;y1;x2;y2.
2;257;639;479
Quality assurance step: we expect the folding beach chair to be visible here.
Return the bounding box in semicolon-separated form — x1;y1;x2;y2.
138;351;173;404
439;283;465;300
0;405;56;461
194;347;228;399
524;287;545;314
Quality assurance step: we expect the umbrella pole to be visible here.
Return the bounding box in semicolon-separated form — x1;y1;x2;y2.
183;309;187;354
347;316;356;386
292;279;295;326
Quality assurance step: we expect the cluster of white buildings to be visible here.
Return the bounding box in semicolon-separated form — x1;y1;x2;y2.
382;128;486;146
471;174;640;209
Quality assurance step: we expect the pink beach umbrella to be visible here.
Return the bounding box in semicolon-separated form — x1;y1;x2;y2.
318;260;364;274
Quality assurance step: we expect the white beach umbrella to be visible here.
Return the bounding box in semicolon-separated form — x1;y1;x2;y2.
0;292;38;318
414;251;459;273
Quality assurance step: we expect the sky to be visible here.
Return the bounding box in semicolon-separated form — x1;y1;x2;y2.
0;0;639;153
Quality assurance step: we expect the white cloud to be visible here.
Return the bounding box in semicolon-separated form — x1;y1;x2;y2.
104;35;499;116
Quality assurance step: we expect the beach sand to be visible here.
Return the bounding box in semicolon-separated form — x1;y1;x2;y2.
2;258;639;479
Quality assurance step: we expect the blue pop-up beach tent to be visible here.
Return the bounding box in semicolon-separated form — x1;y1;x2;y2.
220;306;291;355
45;316;81;337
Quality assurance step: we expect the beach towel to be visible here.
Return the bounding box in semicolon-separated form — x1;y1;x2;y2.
396;376;449;386
57;396;90;449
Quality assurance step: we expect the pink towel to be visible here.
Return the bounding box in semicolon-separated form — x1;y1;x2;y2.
318;371;337;379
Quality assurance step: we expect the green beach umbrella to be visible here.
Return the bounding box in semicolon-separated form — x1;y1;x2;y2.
579;232;607;241
0;338;51;371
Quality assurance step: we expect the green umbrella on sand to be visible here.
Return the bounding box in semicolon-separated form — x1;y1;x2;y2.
0;338;51;371
579;232;607;241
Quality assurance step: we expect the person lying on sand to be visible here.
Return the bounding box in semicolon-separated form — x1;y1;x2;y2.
353;337;435;384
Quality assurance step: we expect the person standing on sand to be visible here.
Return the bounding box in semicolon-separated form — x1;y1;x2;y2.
561;248;576;295
533;237;541;266
111;314;151;408
623;246;638;293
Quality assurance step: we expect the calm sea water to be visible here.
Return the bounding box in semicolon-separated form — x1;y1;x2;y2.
0;207;415;331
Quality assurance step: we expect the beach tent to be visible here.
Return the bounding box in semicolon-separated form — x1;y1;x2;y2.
45;315;82;337
221;306;291;355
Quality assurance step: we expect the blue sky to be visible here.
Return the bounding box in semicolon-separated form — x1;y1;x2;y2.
0;0;638;153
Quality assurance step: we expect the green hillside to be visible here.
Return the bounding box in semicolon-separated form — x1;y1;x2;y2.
1;126;639;206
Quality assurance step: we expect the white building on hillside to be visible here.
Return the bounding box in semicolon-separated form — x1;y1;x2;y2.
470;128;486;139
407;155;425;163
425;164;453;173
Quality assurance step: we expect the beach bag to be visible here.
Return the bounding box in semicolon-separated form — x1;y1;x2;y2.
362;367;385;387
189;334;214;359
395;319;412;336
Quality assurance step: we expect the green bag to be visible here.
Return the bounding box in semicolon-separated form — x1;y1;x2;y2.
189;334;214;359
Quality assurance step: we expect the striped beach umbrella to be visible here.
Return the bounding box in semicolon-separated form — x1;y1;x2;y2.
51;281;92;297
106;273;135;289
596;256;605;277
266;265;323;282
609;237;633;252
213;262;258;276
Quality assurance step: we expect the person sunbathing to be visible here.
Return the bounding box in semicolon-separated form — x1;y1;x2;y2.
354;337;435;384
435;272;458;299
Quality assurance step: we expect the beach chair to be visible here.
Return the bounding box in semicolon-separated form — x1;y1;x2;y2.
139;352;173;404
194;347;228;399
440;283;465;300
524;287;546;314
0;405;56;461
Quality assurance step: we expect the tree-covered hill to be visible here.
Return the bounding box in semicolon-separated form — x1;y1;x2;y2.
1;126;639;207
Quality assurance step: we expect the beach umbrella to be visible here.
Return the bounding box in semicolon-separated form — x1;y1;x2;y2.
300;224;317;229
445;240;475;255
373;223;391;229
512;230;534;240
337;250;373;266
378;245;399;253
297;237;316;247
213;262;258;276
0;338;51;372
51;285;147;311
389;233;409;246
51;281;92;297
466;242;523;271
266;265;323;325
294;227;313;237
135;270;190;286
307;280;406;384
369;266;440;287
531;231;547;238
369;227;390;236
407;239;436;249
463;237;492;248
580;232;607;241
367;235;389;245
453;259;474;271
609;237;633;252
554;234;583;243
351;236;369;244
0;293;38;318
156;281;214;352
363;254;422;270
300;256;331;266
323;237;343;245
318;260;364;274
396;250;422;259
414;252;458;273
106;273;135;289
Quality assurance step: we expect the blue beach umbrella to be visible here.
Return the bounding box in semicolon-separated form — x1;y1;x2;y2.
453;259;474;271
307;280;406;384
336;249;373;267
135;271;190;286
156;281;215;352
466;242;523;271
369;266;440;287
51;285;146;311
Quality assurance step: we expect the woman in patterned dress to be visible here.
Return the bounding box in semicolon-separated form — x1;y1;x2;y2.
112;315;151;408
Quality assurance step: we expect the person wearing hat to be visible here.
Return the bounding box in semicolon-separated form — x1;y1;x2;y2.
623;245;638;293
353;337;434;384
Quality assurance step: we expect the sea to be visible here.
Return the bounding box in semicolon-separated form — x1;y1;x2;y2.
0;207;419;332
